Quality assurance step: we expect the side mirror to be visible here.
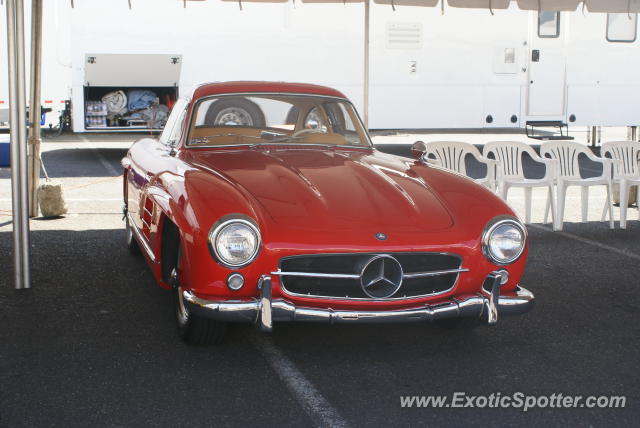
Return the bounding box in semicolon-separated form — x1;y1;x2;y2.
411;141;427;161
168;139;178;156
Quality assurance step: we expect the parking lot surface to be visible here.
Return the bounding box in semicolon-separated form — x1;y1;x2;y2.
1;133;639;427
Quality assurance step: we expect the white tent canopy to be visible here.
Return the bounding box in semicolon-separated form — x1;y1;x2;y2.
210;0;640;11
585;0;640;13
516;0;581;11
5;0;640;290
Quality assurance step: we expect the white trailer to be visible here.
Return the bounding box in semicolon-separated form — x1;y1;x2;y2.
0;0;72;129
1;0;639;133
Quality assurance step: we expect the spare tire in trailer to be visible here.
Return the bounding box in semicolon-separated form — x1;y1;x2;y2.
204;97;265;127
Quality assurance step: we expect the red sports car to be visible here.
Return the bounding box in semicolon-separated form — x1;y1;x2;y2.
122;81;533;345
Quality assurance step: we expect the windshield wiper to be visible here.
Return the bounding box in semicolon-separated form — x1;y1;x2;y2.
190;134;263;145
266;136;305;144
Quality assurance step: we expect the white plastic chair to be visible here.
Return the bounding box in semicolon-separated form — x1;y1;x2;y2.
540;141;614;231
484;141;557;226
600;141;640;229
423;141;498;191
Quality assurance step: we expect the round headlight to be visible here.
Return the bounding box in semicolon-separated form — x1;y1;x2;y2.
209;218;261;267
482;217;526;265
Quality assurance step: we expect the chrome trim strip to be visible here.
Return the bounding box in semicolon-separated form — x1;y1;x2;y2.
270;270;361;279
402;268;470;279
127;212;156;262
271;267;467;280
182;285;535;325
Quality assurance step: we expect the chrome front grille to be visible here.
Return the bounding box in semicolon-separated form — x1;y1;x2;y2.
273;253;466;300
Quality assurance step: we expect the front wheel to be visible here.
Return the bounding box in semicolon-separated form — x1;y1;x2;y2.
125;216;140;255
174;285;227;346
172;250;227;345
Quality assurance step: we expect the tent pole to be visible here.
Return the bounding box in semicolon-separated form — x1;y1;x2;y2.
363;0;370;129
363;0;369;129
6;0;31;290
28;0;43;218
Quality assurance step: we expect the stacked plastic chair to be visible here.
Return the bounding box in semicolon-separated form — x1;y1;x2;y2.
423;141;498;191
540;140;615;231
484;141;557;227
600;141;640;229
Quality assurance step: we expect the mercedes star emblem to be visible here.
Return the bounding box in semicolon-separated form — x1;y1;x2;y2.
360;255;403;299
375;232;387;241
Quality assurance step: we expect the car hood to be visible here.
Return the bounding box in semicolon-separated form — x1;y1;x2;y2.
188;147;454;232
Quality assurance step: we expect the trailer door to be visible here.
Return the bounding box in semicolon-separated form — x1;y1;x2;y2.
527;11;566;117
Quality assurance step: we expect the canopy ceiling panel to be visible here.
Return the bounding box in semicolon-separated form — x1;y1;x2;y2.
448;0;511;9
220;0;288;3
303;0;364;3
194;0;640;12
585;0;640;13
372;0;438;6
516;0;581;11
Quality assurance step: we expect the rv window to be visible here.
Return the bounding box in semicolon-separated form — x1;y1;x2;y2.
538;11;560;38
607;13;638;43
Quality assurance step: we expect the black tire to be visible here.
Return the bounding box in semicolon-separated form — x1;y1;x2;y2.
172;246;227;346
434;317;481;330
125;216;140;255
204;97;265;127
285;106;299;125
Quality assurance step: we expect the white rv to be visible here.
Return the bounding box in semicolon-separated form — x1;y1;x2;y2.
0;0;638;133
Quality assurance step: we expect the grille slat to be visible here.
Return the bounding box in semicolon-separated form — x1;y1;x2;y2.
277;253;463;300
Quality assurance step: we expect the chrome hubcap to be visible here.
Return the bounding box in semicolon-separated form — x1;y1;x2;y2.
215;107;253;126
176;283;189;326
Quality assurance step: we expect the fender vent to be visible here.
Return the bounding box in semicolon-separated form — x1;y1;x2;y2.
141;197;154;240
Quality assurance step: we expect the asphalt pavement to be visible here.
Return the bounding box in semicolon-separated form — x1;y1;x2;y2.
1;134;639;427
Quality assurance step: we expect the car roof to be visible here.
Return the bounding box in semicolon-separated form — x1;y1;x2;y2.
192;81;347;100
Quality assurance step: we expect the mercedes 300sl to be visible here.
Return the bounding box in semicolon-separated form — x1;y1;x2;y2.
122;81;534;345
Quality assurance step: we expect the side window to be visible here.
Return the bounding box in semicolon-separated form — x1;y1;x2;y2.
159;99;187;145
538;11;560;38
167;109;187;145
324;102;364;145
607;13;638;43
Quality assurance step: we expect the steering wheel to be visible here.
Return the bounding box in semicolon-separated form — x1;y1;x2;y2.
292;128;326;138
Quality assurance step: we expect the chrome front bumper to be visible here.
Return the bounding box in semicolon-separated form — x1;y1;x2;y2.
182;273;534;332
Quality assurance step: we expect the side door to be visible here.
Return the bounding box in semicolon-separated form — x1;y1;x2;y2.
127;99;188;234
527;11;567;118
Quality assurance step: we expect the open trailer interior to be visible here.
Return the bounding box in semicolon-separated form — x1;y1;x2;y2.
75;53;181;132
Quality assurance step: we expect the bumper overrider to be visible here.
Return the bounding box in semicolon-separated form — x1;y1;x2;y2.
182;272;534;332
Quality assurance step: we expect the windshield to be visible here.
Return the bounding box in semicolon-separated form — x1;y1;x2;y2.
187;94;371;148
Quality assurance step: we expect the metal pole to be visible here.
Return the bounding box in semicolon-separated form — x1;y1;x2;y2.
28;0;43;217
6;0;31;290
363;0;370;129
